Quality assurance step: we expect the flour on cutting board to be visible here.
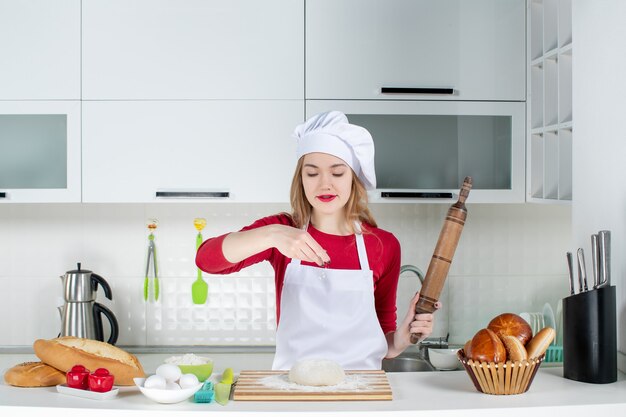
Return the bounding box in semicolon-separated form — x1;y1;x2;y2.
259;374;374;392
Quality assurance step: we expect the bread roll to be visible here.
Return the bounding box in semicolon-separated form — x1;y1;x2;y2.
487;313;532;345
469;328;507;363
33;337;144;385
501;335;528;362
463;339;472;358
4;362;66;387
525;327;556;359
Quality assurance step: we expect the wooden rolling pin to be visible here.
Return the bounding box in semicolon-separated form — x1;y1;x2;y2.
411;176;472;344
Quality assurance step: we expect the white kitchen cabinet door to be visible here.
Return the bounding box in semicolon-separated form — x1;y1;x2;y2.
82;0;303;100
82;101;303;203
306;0;526;101
0;101;81;203
0;0;80;99
307;100;526;204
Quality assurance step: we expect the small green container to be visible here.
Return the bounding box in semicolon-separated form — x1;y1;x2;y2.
178;362;214;382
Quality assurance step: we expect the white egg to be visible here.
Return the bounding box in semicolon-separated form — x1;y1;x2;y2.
165;382;181;390
143;374;166;390
178;373;199;389
156;364;182;382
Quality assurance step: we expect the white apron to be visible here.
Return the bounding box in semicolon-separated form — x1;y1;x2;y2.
272;223;388;370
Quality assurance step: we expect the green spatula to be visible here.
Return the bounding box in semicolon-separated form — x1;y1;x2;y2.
192;218;208;304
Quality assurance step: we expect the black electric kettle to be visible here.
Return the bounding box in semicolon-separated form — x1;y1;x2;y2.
58;263;119;345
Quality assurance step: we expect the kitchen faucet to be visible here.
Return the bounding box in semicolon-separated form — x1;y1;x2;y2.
400;264;425;285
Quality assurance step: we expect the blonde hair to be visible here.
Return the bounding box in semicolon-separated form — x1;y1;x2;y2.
289;157;378;233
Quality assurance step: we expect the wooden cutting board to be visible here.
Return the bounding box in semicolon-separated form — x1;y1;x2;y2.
232;370;392;401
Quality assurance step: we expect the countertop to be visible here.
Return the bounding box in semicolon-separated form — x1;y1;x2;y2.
1;353;625;416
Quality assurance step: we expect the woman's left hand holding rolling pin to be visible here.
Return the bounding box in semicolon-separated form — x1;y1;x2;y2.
387;292;441;357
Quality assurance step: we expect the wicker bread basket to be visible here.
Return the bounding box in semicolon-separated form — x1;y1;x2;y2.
457;349;545;395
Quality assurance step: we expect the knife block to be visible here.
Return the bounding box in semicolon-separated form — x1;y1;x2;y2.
562;285;617;384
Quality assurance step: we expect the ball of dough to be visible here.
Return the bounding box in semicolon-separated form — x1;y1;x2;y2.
288;359;345;386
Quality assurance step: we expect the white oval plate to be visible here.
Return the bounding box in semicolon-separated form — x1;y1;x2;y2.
56;384;119;400
543;302;557;343
519;312;532;331
555;299;563;345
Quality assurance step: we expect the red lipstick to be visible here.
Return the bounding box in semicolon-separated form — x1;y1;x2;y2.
316;194;337;202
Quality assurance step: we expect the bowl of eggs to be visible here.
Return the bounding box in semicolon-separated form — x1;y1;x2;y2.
134;364;203;404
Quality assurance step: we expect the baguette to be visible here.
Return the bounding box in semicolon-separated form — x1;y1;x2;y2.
4;361;66;387
33;337;144;385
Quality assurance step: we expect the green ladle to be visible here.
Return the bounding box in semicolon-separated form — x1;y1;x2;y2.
192;218;208;304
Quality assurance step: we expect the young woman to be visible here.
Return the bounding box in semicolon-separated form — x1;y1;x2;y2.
196;111;438;370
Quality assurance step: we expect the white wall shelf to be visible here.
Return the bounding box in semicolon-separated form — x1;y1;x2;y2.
527;0;573;202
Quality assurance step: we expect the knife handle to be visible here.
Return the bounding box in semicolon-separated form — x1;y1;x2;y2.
566;252;575;295
591;234;600;288
598;230;611;287
576;248;586;293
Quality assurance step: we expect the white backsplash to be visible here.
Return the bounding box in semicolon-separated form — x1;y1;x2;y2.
0;203;571;347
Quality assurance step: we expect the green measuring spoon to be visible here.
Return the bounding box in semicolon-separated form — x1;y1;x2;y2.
192;218;208;304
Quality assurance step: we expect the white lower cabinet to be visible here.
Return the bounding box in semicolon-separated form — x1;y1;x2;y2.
82;101;303;203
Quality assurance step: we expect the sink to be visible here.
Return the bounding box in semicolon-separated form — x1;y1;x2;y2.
382;356;435;372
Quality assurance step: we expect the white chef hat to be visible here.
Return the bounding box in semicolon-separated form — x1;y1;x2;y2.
293;111;376;190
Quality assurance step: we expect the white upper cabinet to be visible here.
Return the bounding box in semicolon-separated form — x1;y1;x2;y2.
306;0;526;101
0;0;80;99
307;100;526;204
82;101;303;203
0;101;81;202
82;0;303;100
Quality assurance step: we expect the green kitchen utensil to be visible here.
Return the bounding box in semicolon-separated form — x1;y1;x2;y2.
214;382;232;406
192;218;208;304
220;368;234;385
144;219;160;302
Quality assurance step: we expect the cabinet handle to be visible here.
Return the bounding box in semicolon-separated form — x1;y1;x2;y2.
381;192;454;199
0;192;6;199
381;87;454;95
155;191;230;199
